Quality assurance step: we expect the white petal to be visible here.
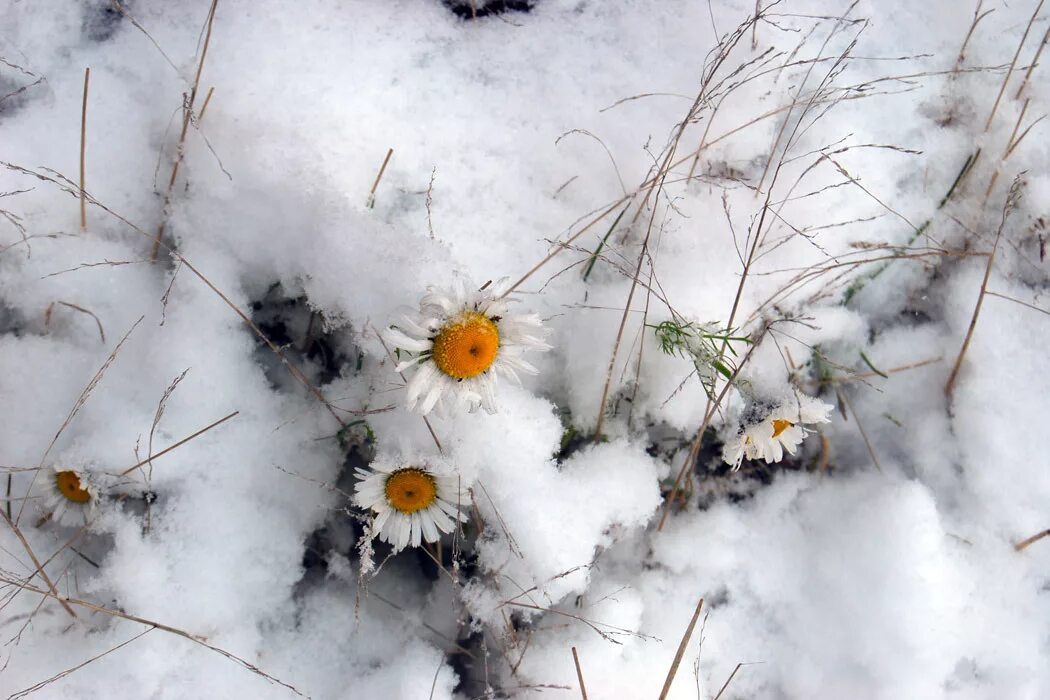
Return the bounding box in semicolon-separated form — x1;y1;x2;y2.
410;515;422;548
383;327;431;352
420;510;440;542
406;362;438;407
419;378;446;415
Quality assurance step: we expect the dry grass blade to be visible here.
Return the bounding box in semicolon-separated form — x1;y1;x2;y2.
17;315;143;524
7;626;153;700
79;67;89;231
572;646;588;700
712;662;746;700
982;0;1044;132
1014;528;1050;551
373;328;443;452
366;147;394;209
151;0;219;261
47;301;106;343
0;575;308;698
0;162;347;428
657;597;703;700
109;0;181;72
0;509;77;619
119;410;239;476
945;175;1023;397
836;390;881;472
148;369;191;481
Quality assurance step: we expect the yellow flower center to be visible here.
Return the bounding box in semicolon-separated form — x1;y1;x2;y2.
385;468;438;514
431;311;500;379
772;419;793;438
55;470;91;504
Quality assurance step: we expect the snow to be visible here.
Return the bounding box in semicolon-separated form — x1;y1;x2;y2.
2;0;1050;698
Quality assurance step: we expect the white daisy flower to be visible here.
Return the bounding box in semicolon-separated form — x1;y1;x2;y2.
353;454;467;552
723;391;832;469
383;276;551;415
40;466;99;526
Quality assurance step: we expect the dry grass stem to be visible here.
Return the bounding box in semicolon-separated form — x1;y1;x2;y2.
0;575;307;697
2;162;349;427
17;315;143;524
197;86;216;122
366;147;394;209
1014;528;1050;551
151;0;219;261
657;597;704;700
982;0;1044;133
712;662;747;700
0;509;78;619
109;0;180;72
119;410;239;476
8;627;153;700
945;176;1022;397
79;67;89;231
373;328;444;453
571;646;588;700
45;300;107;343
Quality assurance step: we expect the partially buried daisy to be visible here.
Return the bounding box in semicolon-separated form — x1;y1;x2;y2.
353;454;467;552
723;390;832;469
41;466;98;526
383;276;550;415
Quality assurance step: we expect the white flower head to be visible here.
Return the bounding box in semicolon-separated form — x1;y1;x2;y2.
723;390;832;470
383;276;551;415
40;466;99;526
353;453;468;552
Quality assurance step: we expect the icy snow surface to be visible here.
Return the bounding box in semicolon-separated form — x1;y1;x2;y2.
1;0;1049;698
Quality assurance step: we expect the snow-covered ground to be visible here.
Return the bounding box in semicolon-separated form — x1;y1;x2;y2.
2;1;1049;697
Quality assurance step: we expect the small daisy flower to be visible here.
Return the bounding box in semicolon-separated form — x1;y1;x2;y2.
41;467;99;526
723;391;832;469
353;454;467;552
383;276;550;415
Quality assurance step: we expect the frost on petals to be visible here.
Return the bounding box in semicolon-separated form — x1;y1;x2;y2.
352;453;468;553
723;390;833;469
382;276;550;415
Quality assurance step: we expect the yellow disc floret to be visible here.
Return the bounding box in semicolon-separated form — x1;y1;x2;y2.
55;470;91;504
771;419;793;438
385;468;438;514
431;311;500;379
